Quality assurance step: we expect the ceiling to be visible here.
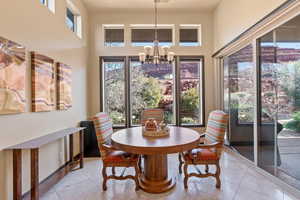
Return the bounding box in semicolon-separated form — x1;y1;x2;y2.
82;0;221;12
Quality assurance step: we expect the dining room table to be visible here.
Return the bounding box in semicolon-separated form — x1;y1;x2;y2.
111;126;201;193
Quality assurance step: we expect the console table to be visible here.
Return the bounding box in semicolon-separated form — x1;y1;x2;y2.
4;127;85;200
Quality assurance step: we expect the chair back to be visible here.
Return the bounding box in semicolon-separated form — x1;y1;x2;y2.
92;112;114;159
141;108;164;125
205;110;229;146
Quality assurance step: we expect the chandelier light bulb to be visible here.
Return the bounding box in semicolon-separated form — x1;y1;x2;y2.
139;52;146;63
168;52;175;61
161;45;170;56
144;46;152;55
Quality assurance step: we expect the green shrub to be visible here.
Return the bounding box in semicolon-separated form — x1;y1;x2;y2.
284;111;300;132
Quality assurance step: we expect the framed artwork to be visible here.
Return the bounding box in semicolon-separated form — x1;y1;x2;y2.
57;62;72;110
31;52;55;112
0;36;26;114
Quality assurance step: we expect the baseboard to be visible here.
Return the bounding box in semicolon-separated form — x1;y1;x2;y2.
22;153;81;200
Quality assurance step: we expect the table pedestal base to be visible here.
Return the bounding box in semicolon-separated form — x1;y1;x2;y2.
140;154;176;193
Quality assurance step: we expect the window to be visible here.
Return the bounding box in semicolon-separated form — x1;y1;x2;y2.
179;25;201;46
130;59;175;125
66;1;82;38
131;25;173;46
179;57;204;125
102;57;126;126
104;25;124;47
66;8;75;32
39;0;55;13
101;56;204;127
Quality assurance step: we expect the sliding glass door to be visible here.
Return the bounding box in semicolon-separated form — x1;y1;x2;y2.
225;44;255;161
222;14;300;189
257;15;300;188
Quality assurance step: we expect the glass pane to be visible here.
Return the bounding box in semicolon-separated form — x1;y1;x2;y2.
179;60;203;125
258;31;277;172
228;44;255;161
103;61;126;125
66;8;75;32
130;61;175;125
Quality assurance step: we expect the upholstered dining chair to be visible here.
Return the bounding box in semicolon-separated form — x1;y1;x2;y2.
141;108;164;125
178;110;229;189
92;112;140;191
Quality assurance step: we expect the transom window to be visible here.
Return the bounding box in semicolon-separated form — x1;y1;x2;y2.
104;25;125;47
179;25;201;46
101;56;205;127
39;0;55;13
66;0;82;38
130;25;174;46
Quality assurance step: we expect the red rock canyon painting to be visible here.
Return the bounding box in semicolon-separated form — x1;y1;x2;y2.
57;62;72;110
31;52;55;112
0;36;26;114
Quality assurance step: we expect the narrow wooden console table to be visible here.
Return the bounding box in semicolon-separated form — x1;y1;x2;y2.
4;127;85;200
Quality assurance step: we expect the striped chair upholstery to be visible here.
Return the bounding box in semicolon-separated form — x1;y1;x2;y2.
205;110;229;145
92;112;114;159
141;108;164;125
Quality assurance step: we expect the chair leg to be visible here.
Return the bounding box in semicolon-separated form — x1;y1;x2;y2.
215;161;221;188
112;166;116;176
138;156;142;172
183;164;189;189
102;165;108;191
134;163;140;191
205;164;209;173
178;153;183;174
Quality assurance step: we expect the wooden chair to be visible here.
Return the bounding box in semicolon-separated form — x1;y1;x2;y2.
92;112;140;191
178;110;229;189
141;108;164;125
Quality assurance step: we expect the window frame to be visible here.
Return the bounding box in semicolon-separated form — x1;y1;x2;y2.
100;55;205;128
129;24;175;47
65;1;82;38
103;25;125;47
39;0;55;13
179;25;202;47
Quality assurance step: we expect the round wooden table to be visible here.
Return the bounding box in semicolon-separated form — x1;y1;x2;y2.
111;126;200;193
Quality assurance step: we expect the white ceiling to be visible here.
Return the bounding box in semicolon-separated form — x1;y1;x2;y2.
82;0;221;12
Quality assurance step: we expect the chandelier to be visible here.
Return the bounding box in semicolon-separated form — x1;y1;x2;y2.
138;0;175;65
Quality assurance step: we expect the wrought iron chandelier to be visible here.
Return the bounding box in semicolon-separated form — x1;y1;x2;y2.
138;0;175;65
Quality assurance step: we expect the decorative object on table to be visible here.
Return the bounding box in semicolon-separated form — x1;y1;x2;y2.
143;118;170;137
178;110;229;189
57;62;72;110
92;112;140;191
138;0;175;65
0;36;26;115
31;52;55;112
141;108;164;125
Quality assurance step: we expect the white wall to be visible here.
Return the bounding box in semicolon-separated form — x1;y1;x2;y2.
213;0;287;52
88;11;216;121
0;0;89;199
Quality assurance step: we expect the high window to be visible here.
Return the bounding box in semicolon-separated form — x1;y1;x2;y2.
66;1;82;38
130;25;173;46
179;25;201;46
39;0;55;13
104;25;124;47
101;56;204;127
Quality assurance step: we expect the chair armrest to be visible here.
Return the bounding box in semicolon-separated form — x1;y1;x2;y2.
196;142;221;149
102;144;118;151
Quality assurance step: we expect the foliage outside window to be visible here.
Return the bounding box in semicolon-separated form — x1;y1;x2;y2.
101;56;204;127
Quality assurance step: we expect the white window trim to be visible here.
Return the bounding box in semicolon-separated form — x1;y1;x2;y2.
129;24;175;47
103;24;125;48
66;0;82;38
179;24;202;47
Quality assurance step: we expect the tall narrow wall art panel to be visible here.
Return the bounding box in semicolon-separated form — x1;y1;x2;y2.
31;52;55;112
57;62;72;110
0;36;26;114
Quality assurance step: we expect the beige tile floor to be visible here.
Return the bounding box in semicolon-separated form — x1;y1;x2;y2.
41;150;299;200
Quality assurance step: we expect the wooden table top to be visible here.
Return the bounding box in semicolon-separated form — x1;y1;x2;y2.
111;126;200;155
4;127;85;150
